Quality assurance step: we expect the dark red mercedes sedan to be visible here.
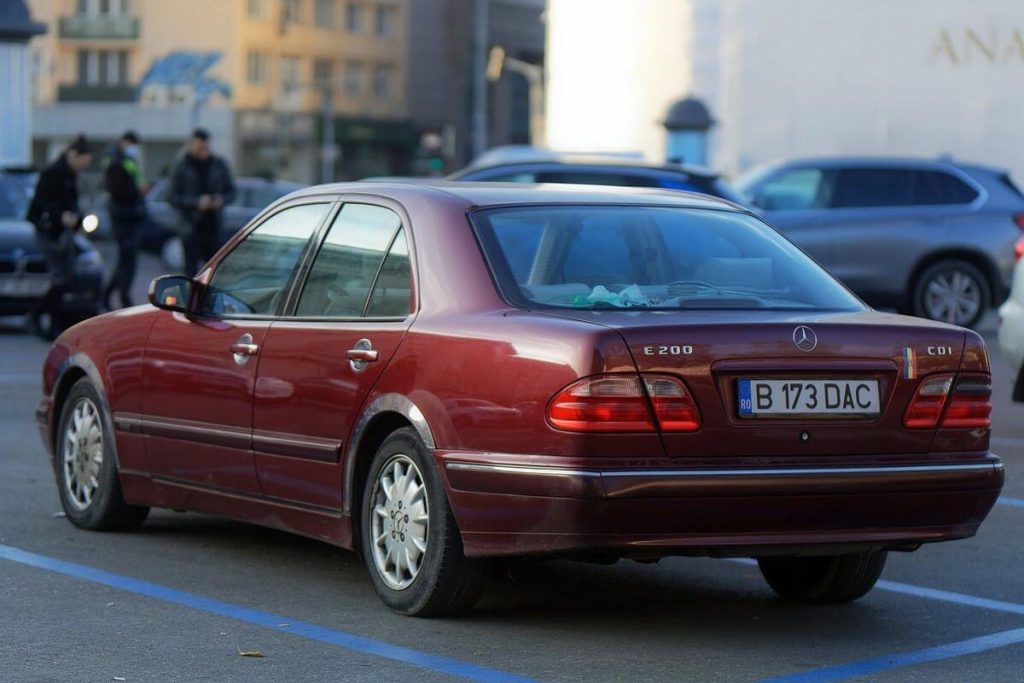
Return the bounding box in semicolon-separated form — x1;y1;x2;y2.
37;183;1003;616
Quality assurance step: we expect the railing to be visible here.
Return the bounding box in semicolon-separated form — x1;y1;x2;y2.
57;84;136;102
59;15;140;40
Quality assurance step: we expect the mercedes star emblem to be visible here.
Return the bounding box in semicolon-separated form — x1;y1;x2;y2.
792;325;817;352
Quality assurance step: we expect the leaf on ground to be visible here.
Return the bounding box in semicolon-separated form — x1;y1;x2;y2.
237;648;265;658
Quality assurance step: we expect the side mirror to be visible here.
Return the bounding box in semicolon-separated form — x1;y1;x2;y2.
149;275;194;313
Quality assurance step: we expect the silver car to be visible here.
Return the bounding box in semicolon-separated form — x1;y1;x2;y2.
737;157;1024;327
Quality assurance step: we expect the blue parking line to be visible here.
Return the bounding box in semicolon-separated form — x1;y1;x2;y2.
0;544;534;683
998;496;1024;509
756;626;1024;683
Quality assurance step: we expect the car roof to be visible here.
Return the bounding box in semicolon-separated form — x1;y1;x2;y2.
761;156;1008;173
453;155;719;178
289;180;745;211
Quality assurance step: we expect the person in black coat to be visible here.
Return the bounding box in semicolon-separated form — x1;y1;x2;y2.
169;128;236;276
26;134;93;338
103;131;147;309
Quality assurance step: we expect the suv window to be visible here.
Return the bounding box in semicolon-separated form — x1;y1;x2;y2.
832;168;915;208
246;184;292;209
200;203;328;316
296;203;406;318
913;170;979;205
752;168;830;210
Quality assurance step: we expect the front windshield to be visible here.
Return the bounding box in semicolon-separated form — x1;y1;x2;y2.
0;175;28;219
471;205;864;312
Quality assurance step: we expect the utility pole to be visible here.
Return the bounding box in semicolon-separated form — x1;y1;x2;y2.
471;0;489;159
320;86;336;183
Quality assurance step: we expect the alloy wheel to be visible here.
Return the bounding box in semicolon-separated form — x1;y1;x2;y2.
922;269;981;325
370;454;430;590
62;397;104;511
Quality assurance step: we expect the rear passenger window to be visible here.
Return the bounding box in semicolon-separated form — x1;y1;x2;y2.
296;204;402;318
365;229;411;317
751;168;829;210
831;168;914;208
913;171;979;205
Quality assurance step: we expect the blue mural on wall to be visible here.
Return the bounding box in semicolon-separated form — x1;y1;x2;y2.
137;51;231;103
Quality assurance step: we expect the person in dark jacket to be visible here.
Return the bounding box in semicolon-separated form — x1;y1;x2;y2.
169;128;236;276
103;130;147;309
26;134;93;338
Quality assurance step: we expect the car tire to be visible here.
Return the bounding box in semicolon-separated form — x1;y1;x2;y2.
912;259;990;328
360;427;485;616
757;551;887;603
160;236;185;272
55;379;150;531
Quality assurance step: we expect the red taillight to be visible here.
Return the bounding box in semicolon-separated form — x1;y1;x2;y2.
644;376;701;432
548;375;655;432
941;375;992;428
1015;236;1024;262
904;375;953;429
904;374;992;429
547;374;700;433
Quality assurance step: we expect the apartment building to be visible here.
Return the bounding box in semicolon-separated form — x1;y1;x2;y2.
27;0;411;183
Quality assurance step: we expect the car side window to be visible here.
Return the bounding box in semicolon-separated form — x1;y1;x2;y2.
478;171;537;182
913;171;979;205
751;168;830;210
365;229;412;317
536;171;634;186
199;203;328;317
831;168;915;208
296;203;403;318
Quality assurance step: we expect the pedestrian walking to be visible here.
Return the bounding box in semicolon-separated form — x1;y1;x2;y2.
26;134;93;339
103;130;147;309
169;128;236;276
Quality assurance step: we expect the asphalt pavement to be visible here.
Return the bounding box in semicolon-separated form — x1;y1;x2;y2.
1;251;1023;681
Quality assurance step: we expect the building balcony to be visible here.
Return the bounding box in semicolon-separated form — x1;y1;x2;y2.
57;84;136;103
59;14;139;40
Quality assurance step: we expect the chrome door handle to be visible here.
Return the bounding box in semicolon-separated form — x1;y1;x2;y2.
231;333;259;365
347;338;378;372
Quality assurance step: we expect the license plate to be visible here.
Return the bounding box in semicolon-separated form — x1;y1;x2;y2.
0;276;50;297
737;378;880;417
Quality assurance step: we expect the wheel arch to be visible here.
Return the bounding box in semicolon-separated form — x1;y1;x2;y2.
343;394;436;519
906;248;1002;308
49;354;110;454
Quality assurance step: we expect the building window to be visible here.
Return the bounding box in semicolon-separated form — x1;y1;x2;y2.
77;49;129;86
314;0;334;27
247;0;267;19
78;0;129;15
372;64;391;99
282;0;302;25
280;56;301;94
247;51;268;85
343;61;362;96
374;5;392;36
313;58;333;89
345;2;362;32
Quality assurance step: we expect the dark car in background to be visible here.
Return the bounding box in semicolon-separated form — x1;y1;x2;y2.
736;157;1024;327
91;176;305;271
449;153;748;205
0;173;104;327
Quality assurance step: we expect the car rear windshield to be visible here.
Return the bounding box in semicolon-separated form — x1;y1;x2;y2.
471;205;864;311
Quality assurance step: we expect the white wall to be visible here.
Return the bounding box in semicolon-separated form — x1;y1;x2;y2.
546;0;1024;181
545;0;694;160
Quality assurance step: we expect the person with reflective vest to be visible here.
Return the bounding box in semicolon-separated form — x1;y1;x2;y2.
103;130;147;309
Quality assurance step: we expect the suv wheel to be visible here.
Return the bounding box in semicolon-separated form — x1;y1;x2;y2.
758;551;887;603
360;427;485;616
912;259;990;328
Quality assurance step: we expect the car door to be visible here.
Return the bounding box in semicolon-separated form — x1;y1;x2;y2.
747;165;837;268
252;200;415;510
140;201;332;494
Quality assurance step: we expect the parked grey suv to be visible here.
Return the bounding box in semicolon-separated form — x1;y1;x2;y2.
737;157;1024;327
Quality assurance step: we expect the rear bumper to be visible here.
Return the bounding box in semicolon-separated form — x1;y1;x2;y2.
439;452;1003;558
